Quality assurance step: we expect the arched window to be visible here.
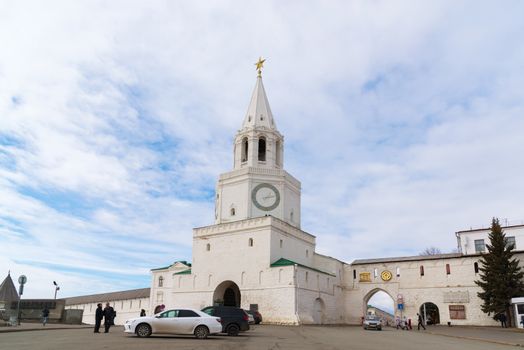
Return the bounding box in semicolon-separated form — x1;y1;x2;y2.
474;262;479;274
306;249;309;258
158;276;164;287
446;263;451;275
276;140;282;166
258;137;266;161
230;207;236;216
248;238;253;247
353;269;356;279
206;243;211;251
306;271;309;282
241;137;248;162
420;265;425;276
290;209;294;222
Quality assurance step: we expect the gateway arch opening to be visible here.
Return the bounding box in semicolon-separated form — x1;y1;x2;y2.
364;289;395;326
419;302;440;325
213;281;241;307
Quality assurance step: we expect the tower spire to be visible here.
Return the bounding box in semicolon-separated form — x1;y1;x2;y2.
241;59;277;131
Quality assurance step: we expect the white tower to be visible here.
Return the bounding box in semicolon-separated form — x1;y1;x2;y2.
214;63;301;228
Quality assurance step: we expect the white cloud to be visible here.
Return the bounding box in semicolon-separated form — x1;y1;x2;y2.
1;1;523;297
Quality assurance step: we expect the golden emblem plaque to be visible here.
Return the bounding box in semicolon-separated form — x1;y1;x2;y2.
381;270;393;281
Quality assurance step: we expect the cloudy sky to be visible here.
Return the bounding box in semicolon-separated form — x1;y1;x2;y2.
1;1;523;308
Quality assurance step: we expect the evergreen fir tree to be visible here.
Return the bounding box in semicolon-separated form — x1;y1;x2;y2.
475;218;524;326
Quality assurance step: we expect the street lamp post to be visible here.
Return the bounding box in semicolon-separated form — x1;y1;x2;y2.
17;275;27;326
53;281;60;299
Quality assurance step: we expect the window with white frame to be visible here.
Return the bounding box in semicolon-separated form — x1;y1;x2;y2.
506;236;516;250
474;239;485;253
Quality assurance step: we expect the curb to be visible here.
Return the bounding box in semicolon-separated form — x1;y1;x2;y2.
0;326;92;333
425;330;524;348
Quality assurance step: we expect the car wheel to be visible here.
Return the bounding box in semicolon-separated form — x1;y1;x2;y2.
226;324;240;336
194;325;209;339
135;323;152;338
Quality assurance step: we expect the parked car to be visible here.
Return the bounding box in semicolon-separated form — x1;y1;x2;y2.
245;311;255;325
245;310;262;324
201;306;250;336
363;315;382;331
124;308;222;339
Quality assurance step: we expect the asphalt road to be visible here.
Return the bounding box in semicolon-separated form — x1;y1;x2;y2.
0;325;518;350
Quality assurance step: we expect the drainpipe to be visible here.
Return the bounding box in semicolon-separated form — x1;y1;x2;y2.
455;232;462;254
294;264;301;325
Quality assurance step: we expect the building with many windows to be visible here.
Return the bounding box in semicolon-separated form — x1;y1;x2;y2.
456;224;524;254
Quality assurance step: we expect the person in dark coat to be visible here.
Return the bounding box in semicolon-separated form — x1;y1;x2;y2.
103;303;116;333
94;303;103;333
499;313;507;328
140;309;146;317
417;313;426;330
42;307;49;326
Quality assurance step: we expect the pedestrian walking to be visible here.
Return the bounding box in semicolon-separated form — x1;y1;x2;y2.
417;313;426;330
94;303;103;333
395;316;401;329
103;303;116;333
42;307;49;326
499;313;507;328
140;309;146;317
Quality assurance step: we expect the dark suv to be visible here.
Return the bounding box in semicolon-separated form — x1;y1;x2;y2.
201;306;250;336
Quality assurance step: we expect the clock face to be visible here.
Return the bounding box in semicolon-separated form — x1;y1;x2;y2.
381;270;393;282
252;183;280;211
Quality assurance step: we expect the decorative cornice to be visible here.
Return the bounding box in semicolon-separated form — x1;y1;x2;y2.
193;215;315;244
218;167;300;188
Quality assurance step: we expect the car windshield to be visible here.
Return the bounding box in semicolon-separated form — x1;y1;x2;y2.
365;316;378;321
201;308;213;315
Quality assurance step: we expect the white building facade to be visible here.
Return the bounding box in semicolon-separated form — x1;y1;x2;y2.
148;73;524;326
456;224;524;255
67;72;523;327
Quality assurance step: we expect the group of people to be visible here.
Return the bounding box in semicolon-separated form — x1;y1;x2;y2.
94;303;117;333
394;313;427;330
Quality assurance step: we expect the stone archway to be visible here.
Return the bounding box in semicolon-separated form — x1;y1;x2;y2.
313;297;326;324
362;288;396;320
213;280;241;307
419;302;440;325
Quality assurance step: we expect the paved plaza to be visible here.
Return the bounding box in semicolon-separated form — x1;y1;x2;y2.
1;324;523;350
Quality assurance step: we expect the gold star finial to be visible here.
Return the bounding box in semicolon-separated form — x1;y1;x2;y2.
255;57;266;77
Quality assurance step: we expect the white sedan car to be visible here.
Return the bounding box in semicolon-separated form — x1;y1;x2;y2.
124;308;222;339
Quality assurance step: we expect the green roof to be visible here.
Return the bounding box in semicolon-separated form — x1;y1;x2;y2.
173;269;191;275
151;260;191;271
270;258;336;277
